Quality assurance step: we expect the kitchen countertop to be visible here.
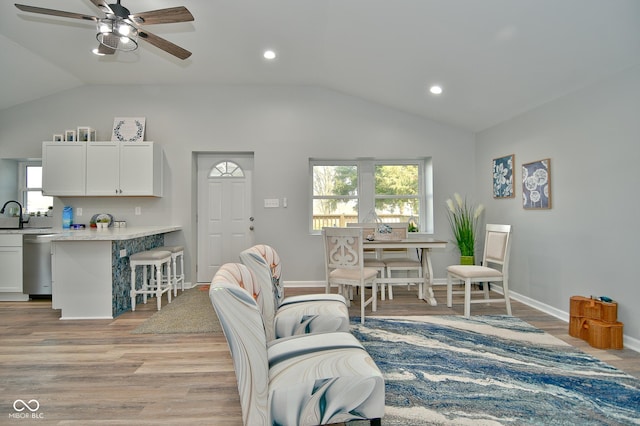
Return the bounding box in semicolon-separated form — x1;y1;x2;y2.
0;226;181;240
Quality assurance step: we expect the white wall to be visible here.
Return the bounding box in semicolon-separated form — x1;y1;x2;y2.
476;65;640;343
0;84;474;286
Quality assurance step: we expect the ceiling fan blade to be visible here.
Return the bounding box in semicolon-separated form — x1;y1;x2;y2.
129;6;194;25
15;4;98;21
89;0;113;15
138;30;192;60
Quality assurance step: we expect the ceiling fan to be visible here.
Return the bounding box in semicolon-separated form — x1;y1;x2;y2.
15;1;194;60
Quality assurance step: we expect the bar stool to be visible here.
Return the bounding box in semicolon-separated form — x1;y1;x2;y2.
130;250;172;311
151;245;185;296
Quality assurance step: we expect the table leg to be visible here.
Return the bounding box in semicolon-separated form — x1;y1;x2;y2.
422;248;438;306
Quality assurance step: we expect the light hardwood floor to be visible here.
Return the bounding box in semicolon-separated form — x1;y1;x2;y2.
1;286;638;425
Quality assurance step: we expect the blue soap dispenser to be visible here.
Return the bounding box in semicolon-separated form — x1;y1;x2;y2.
62;206;73;229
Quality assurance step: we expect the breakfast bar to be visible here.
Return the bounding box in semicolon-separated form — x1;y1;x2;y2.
51;226;181;319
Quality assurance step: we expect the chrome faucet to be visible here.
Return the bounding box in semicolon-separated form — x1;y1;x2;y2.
0;200;24;229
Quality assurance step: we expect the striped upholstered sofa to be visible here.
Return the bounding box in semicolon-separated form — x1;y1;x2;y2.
210;263;384;426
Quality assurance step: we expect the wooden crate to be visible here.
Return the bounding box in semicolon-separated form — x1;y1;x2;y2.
586;319;624;350
569;316;624;349
569;316;589;340
569;295;618;323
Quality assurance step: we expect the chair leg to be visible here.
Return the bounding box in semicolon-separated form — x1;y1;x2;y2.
372;282;378;311
464;278;471;318
503;278;512;315
360;284;366;323
179;253;185;291
142;266;148;304
483;282;490;299
155;264;163;311
446;273;453;308
166;261;172;304
130;265;137;312
172;255;178;297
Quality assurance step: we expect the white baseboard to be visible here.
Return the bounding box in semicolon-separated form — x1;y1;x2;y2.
283;279;640;353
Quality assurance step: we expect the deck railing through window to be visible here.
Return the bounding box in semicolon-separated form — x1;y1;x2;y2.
312;214;411;230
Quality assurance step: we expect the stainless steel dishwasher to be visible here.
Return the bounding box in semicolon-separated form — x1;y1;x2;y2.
23;234;55;296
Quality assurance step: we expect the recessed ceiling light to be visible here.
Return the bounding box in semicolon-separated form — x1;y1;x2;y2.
263;50;276;60
429;85;443;95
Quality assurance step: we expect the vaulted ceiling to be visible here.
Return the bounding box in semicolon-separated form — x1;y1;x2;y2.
1;0;639;132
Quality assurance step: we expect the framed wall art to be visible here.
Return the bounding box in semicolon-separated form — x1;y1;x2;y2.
492;154;514;198
53;134;63;142
522;158;551;209
64;130;76;142
77;126;96;142
112;117;146;142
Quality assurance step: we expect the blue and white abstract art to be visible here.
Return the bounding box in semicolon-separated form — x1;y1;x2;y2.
493;154;514;198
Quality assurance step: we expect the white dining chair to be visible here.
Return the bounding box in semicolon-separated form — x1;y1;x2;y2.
446;224;513;318
381;222;423;299
323;227;379;323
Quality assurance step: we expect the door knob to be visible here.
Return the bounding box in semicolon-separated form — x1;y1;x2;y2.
249;217;255;221
249;226;254;231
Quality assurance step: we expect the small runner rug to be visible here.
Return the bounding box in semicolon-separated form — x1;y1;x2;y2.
351;315;640;426
131;285;221;334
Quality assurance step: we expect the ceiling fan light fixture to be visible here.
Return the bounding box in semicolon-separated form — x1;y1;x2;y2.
117;22;132;37
96;18;138;52
98;19;113;35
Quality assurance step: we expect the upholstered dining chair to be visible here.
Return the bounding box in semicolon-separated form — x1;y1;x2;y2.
323;227;379;323
210;270;385;426
446;224;513;318
239;244;350;340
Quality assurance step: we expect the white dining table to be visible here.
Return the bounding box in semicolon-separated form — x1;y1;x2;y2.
364;237;447;306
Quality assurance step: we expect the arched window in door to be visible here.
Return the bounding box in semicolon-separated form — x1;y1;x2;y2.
209;161;245;178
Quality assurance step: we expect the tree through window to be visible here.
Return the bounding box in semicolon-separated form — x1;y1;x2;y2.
310;159;431;233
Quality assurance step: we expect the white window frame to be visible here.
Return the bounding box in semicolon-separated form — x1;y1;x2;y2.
18;161;53;214
310;158;433;234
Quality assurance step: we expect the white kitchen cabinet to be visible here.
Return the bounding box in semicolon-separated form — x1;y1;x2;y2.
0;235;25;297
43;141;162;197
118;142;163;196
42;142;86;196
85;142;120;196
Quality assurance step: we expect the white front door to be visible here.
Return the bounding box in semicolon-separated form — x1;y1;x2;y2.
197;154;254;283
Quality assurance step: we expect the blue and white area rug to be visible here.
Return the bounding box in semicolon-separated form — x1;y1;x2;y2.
351;316;640;425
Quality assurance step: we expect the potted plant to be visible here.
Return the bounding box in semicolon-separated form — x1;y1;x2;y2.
445;193;484;264
97;218;110;230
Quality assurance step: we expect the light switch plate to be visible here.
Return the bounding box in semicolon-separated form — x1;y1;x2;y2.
264;198;279;208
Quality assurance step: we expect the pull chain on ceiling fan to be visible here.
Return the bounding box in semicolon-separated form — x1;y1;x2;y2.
15;0;194;60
